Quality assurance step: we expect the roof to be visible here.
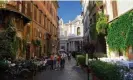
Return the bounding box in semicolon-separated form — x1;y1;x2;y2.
0;8;31;23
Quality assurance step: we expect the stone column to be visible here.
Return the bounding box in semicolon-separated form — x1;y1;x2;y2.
80;41;82;52
71;41;73;51
70;41;72;51
72;41;74;51
73;41;75;51
73;41;74;51
69;42;70;52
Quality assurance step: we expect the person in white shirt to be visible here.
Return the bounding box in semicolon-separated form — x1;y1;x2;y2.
43;59;47;70
60;52;67;69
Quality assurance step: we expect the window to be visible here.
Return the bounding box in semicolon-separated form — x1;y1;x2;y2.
61;46;65;49
46;17;48;29
39;32;42;38
34;6;37;21
128;47;133;54
39;11;41;24
35;28;37;37
43;45;45;53
65;31;67;37
25;2;27;14
27;2;31;17
17;1;22;12
112;1;118;18
44;1;45;5
44;15;46;28
22;1;25;14
37;29;40;37
77;27;81;36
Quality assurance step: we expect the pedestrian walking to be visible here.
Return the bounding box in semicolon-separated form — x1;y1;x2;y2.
42;58;47;70
50;54;54;70
57;54;61;70
53;54;57;70
68;52;71;61
60;53;67;69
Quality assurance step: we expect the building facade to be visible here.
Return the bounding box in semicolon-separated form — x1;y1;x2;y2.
82;0;133;59
81;1;106;53
59;15;84;52
0;1;59;59
103;0;133;59
103;0;133;22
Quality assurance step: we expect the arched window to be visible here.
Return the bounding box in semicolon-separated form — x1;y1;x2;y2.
77;27;80;35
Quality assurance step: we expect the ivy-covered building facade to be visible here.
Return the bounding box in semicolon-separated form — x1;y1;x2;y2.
0;8;31;60
103;0;133;60
92;0;133;60
0;1;59;60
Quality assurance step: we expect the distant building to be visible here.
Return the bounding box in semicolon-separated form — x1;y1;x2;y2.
59;15;83;52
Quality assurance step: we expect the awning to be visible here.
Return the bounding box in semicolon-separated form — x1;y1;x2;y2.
0;8;31;23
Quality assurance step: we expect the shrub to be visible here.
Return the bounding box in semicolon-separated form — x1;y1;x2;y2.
72;51;82;58
0;60;8;72
76;55;85;66
89;60;126;80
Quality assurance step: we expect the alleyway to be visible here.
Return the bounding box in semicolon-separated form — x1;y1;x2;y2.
33;58;88;80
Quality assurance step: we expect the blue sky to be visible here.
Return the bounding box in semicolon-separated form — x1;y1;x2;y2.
58;1;82;23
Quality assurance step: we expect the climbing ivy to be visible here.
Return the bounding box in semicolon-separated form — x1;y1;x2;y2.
90;23;97;40
0;18;18;59
95;1;103;7
107;10;133;51
96;12;108;34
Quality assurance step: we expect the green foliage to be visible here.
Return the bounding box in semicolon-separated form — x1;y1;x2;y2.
32;39;41;46
90;23;97;40
71;51;82;58
96;12;108;34
89;60;124;80
0;60;9;71
107;10;133;50
76;54;85;66
95;1;103;6
125;24;133;48
0;18;18;59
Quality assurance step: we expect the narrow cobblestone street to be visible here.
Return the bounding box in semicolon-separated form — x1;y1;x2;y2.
33;58;88;80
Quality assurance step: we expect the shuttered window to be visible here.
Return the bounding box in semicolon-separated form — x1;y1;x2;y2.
112;1;118;18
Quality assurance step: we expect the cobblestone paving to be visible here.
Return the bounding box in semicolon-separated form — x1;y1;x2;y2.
33;58;88;80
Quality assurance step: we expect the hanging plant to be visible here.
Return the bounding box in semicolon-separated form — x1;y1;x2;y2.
32;39;41;47
96;12;108;34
